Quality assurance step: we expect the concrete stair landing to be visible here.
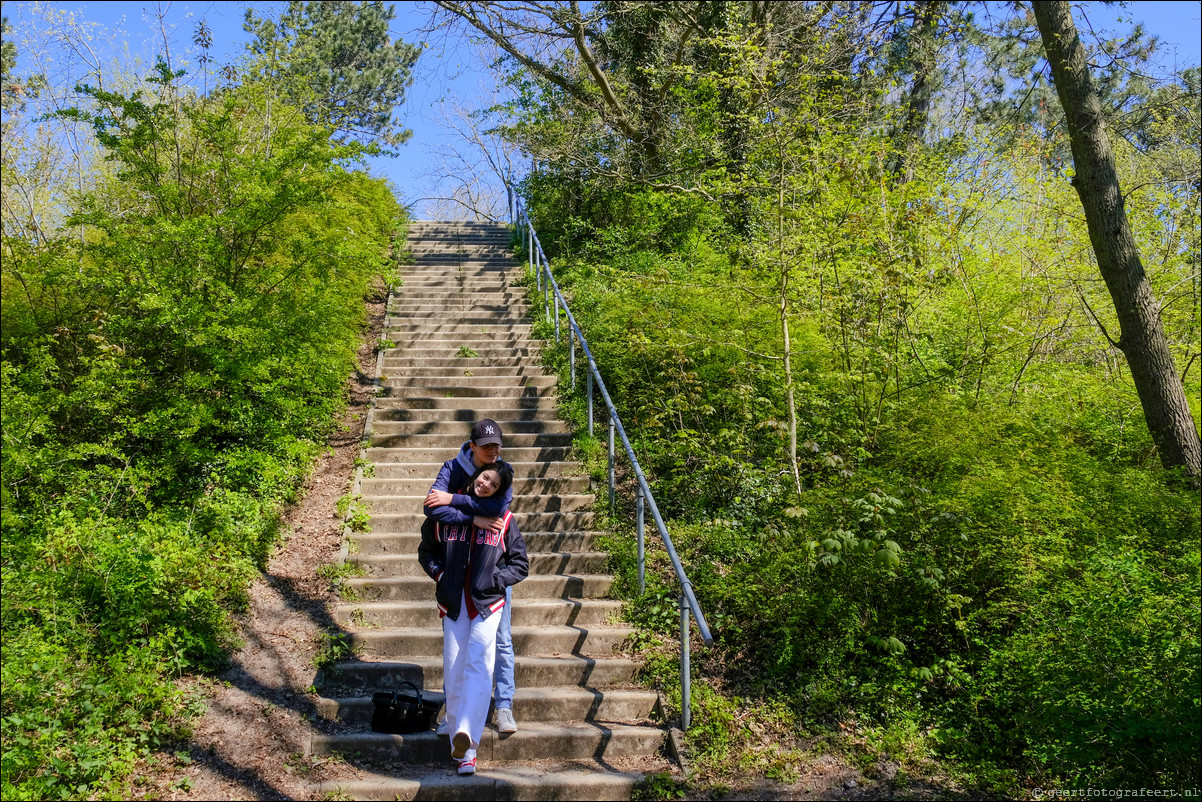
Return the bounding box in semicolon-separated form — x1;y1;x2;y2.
311;220;666;800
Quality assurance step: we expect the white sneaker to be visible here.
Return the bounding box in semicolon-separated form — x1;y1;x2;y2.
457;750;477;775
435;716;449;735
494;707;518;733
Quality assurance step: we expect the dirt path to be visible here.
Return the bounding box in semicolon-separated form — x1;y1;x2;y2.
132;284;390;801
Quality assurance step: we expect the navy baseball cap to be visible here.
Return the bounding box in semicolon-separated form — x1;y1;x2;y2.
471;419;503;446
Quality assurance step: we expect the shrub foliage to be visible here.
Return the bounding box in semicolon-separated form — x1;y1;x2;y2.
1;64;404;798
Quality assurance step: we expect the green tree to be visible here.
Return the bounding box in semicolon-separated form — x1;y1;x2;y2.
1033;0;1200;482
0;14;45;115
243;0;421;149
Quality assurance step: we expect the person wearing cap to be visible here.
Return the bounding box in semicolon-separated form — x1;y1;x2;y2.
424;418;521;734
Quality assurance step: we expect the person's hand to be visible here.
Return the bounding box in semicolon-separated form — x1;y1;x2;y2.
424;489;453;508
473;515;504;533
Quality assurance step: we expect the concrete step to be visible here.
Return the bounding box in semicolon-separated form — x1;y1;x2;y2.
318;686;657;727
348;551;610;578
332;598;624;629
375;385;557;400
379;356;543;369
389;300;531;311
383;336;540;349
343;573;614;602
313;765;647;802
365;446;572;464
370;407;561;422
309;721;663;763
377;365;549;379
383;339;541;352
359;475;588;495
325;654;639;689
378;351;542;364
365;420;572;436
367;431;572;449
395;283;524;292
349;531;603;556
408;242;512;249
405;246;513;252
405;261;515;270
378;376;557;390
396;279;519;290
385;323;535;335
406;236;512;244
366;462;586;480
390;308;532;321
406;238;512;246
347;625;635;659
371;396;556;411
366;511;594;533
361;494;593;515
397;271;516;280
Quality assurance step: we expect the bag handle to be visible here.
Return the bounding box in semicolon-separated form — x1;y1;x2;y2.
384;680;423;707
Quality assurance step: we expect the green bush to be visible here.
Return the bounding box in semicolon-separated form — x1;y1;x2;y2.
1;70;405;798
522;179;1201;789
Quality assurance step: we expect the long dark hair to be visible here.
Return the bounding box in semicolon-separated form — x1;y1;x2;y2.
466;462;513;498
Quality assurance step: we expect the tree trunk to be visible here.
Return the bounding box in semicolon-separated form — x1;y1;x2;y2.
778;150;802;498
1033;0;1201;482
891;1;943;183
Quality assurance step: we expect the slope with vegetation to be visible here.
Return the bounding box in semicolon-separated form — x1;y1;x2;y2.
0;5;417;798
435;0;1201;794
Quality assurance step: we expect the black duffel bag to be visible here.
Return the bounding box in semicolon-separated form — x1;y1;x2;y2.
370;682;440;734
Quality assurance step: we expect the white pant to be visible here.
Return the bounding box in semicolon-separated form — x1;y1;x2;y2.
443;594;502;750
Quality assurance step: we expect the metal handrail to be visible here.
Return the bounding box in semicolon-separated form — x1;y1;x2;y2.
505;183;714;730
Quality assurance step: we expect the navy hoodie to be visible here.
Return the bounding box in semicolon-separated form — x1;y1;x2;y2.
424;442;514;525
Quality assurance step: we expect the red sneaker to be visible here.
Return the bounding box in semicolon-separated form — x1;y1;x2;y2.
457;756;477;775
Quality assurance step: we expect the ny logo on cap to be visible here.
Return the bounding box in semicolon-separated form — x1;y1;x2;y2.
485;425;496;434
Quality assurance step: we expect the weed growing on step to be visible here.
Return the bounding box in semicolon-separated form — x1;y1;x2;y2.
633;772;688;800
315;561;366;588
455;346;479;358
335;493;372;532
312;633;359;671
348;608;377;629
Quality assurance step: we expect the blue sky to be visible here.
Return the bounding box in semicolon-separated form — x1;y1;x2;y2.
5;1;1200;218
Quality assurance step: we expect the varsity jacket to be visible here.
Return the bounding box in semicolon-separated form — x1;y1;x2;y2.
417;511;529;621
424;442;514;525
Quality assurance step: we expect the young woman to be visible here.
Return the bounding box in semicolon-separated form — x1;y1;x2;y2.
417;463;528;775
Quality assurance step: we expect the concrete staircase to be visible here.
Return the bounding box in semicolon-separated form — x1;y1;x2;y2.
311;221;668;800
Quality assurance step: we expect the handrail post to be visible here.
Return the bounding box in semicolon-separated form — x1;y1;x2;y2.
636;484;645;594
680;595;691;730
608;414;616;514
569;329;576;389
529;225;536;288
543;263;551;324
554;294;560;341
587;369;594;437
